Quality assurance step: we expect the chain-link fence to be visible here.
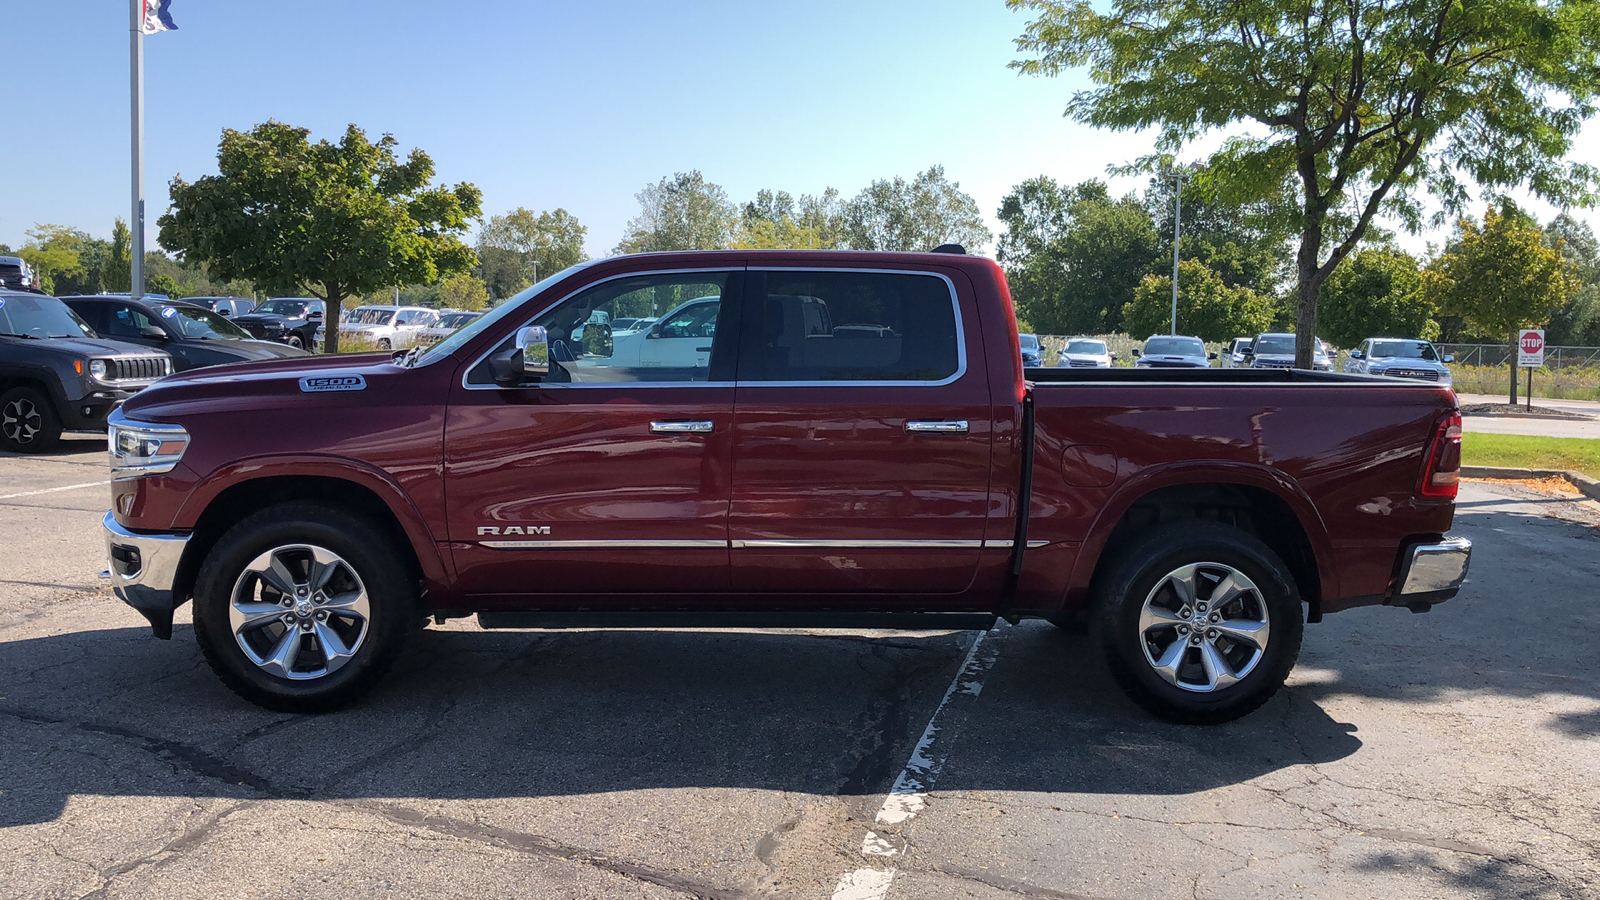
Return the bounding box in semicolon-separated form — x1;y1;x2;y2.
1437;344;1600;400
1437;344;1600;369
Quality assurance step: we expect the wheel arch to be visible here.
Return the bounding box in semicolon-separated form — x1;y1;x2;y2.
171;462;450;607
1066;463;1336;622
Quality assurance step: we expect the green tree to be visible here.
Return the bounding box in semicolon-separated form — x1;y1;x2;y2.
735;189;844;249
159;121;481;352
1143;176;1288;297
1544;213;1600;346
437;272;490;311
841;166;992;252
1123;259;1275;342
18;225;89;295
1011;0;1600;368
104;219;132;294
477;207;589;299
1318;247;1434;348
1422;204;1579;402
616;171;736;253
997;177;1163;334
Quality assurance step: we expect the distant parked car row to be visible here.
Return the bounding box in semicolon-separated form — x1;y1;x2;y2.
1023;331;1452;384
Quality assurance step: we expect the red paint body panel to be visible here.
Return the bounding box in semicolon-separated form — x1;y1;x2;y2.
112;250;1460;621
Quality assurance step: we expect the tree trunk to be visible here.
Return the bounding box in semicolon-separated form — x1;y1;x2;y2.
323;284;343;355
1509;328;1518;405
1295;229;1323;370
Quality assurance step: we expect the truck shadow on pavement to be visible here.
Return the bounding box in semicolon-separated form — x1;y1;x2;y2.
0;619;1361;828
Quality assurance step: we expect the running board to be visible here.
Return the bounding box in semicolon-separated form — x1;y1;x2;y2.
475;611;999;632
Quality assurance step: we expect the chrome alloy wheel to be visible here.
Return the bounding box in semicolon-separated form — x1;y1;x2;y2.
2;396;42;444
1138;562;1271;693
229;544;371;681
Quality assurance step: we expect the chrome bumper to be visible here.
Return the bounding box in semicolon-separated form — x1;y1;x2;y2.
103;511;190;624
1395;536;1472;605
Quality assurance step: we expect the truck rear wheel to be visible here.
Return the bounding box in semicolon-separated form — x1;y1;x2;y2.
0;386;63;453
1092;521;1302;725
192;503;419;713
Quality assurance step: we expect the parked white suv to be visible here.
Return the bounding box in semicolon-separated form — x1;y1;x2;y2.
339;305;439;350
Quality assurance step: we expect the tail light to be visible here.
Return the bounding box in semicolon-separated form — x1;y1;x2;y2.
1419;411;1463;498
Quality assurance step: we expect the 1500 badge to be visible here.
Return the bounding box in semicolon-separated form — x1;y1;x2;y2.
299;375;366;393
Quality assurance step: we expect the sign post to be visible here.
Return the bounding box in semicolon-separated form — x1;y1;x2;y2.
1518;328;1545;410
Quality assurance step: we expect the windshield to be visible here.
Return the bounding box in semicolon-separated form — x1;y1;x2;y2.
154;304;250;340
0;294;97;339
1370;340;1439;360
1253;335;1295;354
350;308;396;325
439;313;477;328
416;263;596;365
1144;337;1205;356
1018;334;1039;351
1065;339;1107;355
257;299;309;317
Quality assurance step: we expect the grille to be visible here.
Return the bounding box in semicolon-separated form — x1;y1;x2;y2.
107;356;170;382
1068;358;1100;368
1387;368;1439;381
238;321;274;338
1251;359;1294;369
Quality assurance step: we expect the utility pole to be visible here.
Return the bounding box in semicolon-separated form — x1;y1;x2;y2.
130;0;145;300
1162;162;1199;335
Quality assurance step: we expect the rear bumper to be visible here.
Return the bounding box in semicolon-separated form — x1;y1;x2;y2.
1393;536;1472;606
103;511;190;637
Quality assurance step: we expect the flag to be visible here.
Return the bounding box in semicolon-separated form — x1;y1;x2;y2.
141;0;177;35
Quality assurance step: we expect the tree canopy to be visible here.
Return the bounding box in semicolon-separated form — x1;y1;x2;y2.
159;121;481;352
840;166;992;252
478;207;588;299
1422;203;1579;399
615;171;737;254
1123;259;1275;342
1011;0;1600;367
1318;246;1434;347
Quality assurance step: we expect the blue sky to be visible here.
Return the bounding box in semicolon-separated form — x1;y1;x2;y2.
5;1;1596;259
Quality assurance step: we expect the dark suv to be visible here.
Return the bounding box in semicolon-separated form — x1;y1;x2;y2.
0;291;172;452
62;296;309;372
230;298;325;350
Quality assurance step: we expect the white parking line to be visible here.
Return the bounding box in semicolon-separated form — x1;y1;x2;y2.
0;481;106;501
830;624;1006;900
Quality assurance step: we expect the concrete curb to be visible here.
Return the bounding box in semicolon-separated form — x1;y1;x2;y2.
1461;466;1600;502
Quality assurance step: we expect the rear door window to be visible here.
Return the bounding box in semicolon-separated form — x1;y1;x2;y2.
739;271;962;383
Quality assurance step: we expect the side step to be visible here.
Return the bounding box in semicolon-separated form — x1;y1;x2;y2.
476;610;999;632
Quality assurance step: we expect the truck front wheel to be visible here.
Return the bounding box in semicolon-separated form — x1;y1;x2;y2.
192;503;419;713
1092;521;1303;725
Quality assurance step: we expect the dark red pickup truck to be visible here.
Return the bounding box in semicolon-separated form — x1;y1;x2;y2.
102;249;1470;723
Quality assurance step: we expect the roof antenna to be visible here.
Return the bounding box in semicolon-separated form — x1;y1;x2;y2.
930;244;966;255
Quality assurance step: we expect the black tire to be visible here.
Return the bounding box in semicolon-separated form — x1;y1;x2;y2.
0;386;63;453
1091;521;1303;725
286;334;306;351
192;502;419;713
376;338;391;351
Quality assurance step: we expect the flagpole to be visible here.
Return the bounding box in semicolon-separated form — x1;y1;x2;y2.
130;0;145;300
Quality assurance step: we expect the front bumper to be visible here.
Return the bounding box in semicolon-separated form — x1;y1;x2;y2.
103;511;190;638
1394;536;1472;608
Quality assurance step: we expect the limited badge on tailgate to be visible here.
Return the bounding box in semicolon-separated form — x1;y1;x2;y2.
299;374;366;393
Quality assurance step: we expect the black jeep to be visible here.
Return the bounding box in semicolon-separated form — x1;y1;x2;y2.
0;291;173;453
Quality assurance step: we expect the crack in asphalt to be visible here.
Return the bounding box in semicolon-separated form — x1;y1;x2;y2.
75;800;256;900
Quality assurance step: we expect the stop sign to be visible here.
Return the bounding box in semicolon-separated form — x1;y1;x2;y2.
1518;328;1546;367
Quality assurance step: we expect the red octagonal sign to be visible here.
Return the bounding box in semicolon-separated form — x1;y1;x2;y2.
1521;331;1545;354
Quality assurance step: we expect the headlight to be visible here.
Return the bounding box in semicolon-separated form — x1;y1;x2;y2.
89;359;109;380
107;411;190;481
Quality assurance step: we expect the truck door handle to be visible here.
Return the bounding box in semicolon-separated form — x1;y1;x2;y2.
650;420;715;435
906;420;969;434
696;346;713;352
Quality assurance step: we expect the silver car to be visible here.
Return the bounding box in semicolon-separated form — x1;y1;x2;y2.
1057;337;1115;368
1134;335;1215;369
1344;338;1454;385
1246;333;1332;371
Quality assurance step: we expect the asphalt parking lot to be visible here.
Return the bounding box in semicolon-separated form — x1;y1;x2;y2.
2;438;1597;900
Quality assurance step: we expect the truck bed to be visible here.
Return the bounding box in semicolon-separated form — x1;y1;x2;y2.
1026;367;1382;385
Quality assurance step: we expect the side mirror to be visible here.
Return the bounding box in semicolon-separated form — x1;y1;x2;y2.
1208;352;1219;360
139;325;168;340
1131;348;1141;358
308;310;325;320
1241;347;1255;357
1443;354;1455;363
1110;352;1119;360
582;322;613;358
648;324;664;339
1349;349;1364;359
488;326;550;386
217;309;231;317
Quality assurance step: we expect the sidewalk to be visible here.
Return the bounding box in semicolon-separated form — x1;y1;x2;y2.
1455;392;1600;439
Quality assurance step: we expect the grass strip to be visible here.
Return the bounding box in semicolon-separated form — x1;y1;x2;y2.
1461;432;1600;480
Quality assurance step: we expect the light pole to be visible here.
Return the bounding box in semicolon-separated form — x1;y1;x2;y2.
1162;162;1200;335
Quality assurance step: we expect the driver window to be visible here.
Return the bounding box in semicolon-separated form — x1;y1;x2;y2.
108;305;156;339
